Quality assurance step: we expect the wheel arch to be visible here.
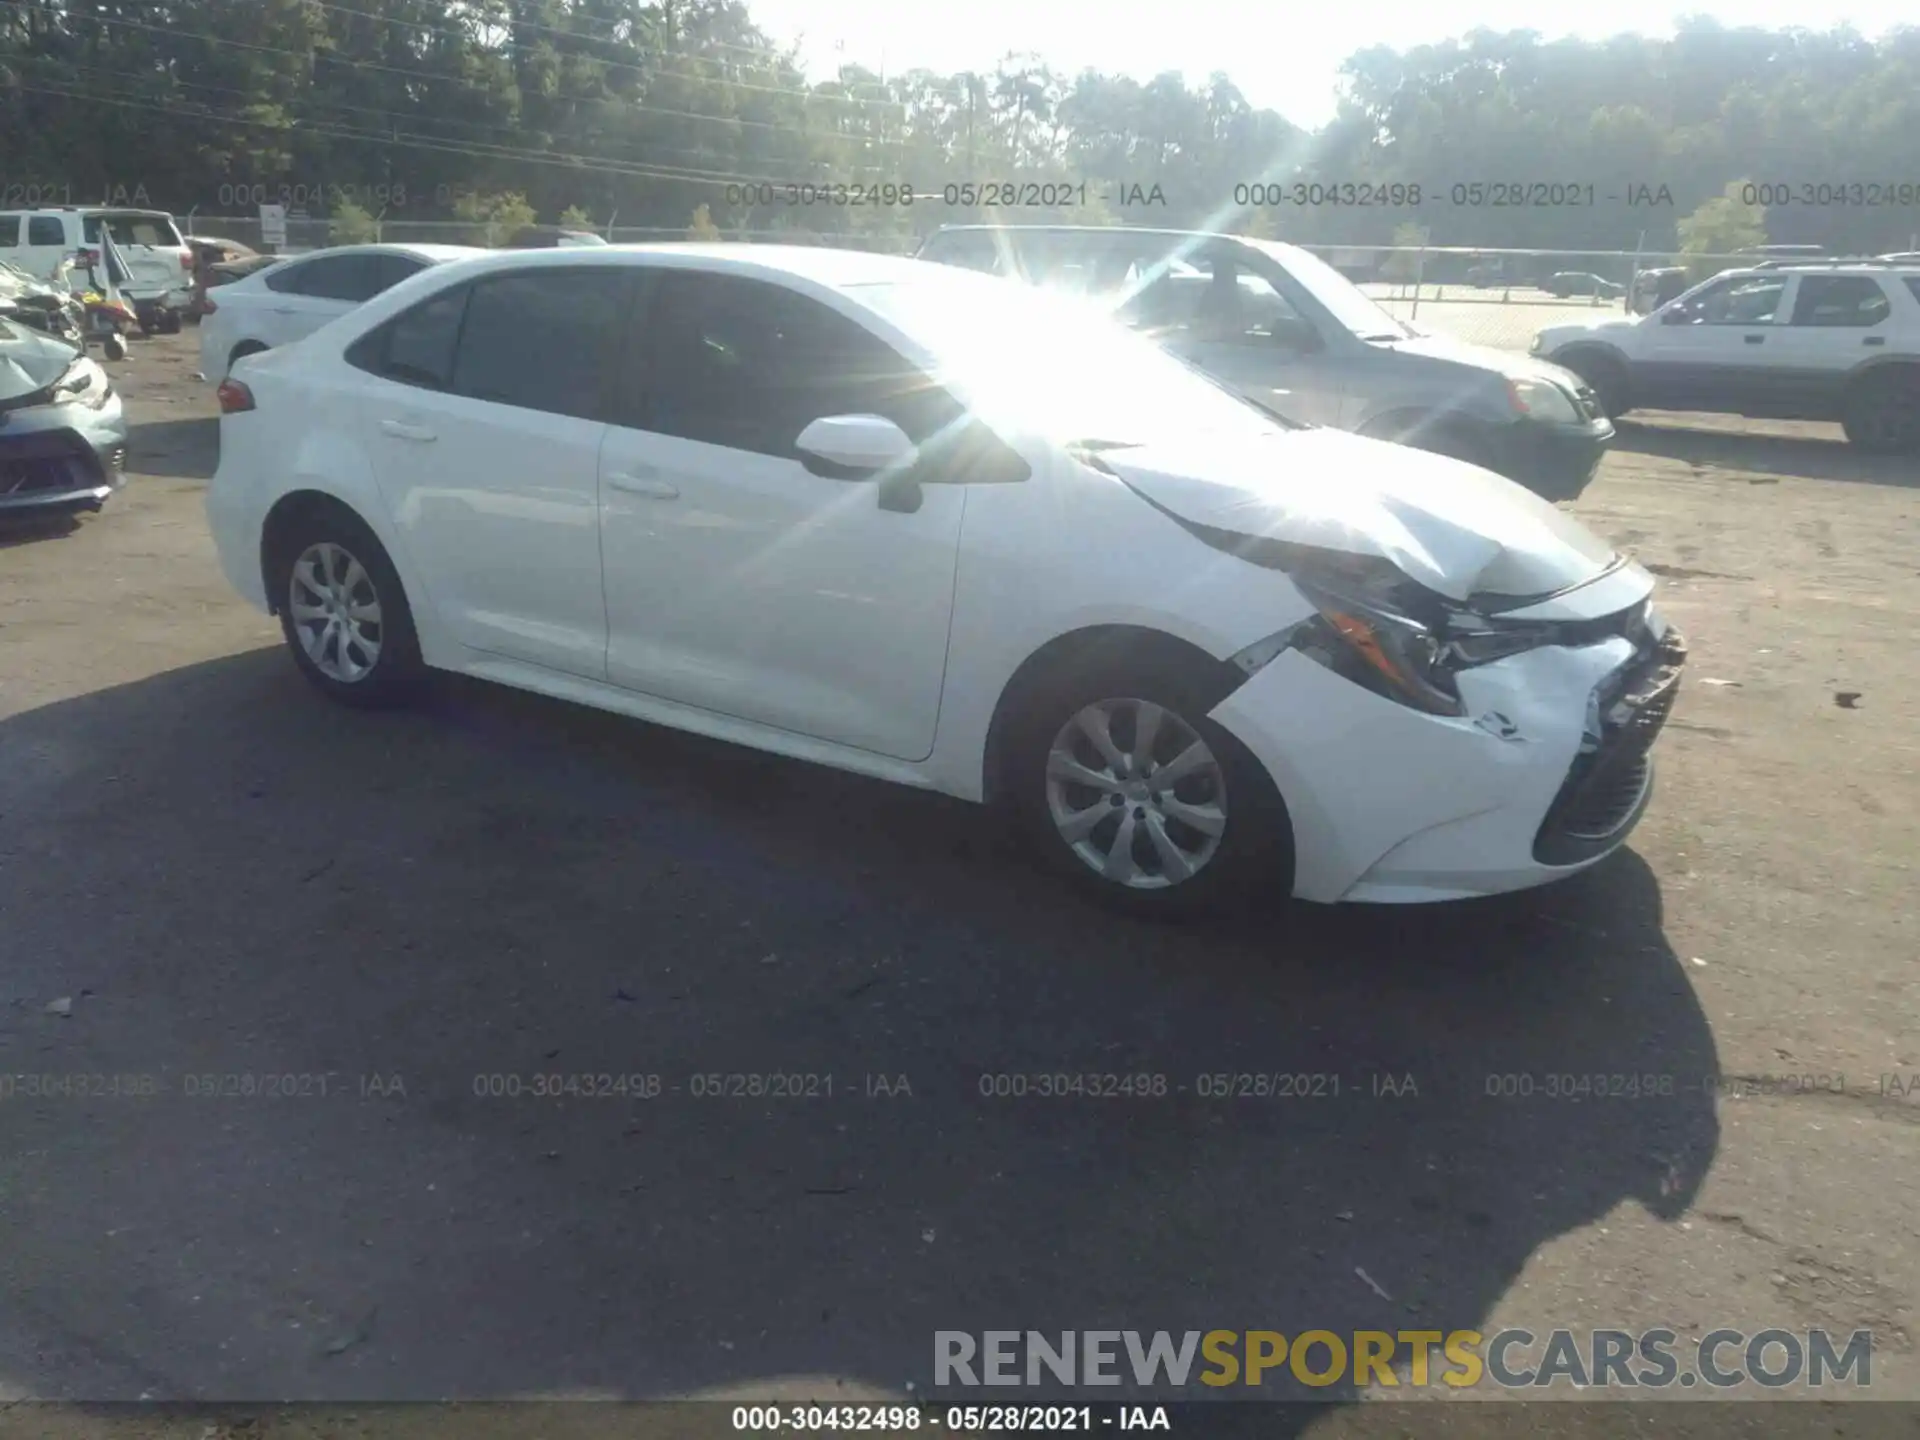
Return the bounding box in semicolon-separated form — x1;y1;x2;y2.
259;490;371;615
979;623;1251;810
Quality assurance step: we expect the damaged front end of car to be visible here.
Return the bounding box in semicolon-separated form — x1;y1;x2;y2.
1214;535;1688;865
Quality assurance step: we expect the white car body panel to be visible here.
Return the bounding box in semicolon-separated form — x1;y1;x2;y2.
208;244;1678;905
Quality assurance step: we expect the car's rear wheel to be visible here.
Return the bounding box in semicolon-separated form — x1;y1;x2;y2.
1005;659;1289;916
271;510;424;708
157;310;182;335
1841;367;1920;454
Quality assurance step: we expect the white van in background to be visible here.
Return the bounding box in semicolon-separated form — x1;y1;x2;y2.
0;207;193;333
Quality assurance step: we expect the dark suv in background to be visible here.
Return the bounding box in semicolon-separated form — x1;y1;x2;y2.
916;225;1614;501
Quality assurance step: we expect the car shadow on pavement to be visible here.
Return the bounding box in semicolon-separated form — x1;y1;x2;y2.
0;511;84;548
125;416;219;480
1612;416;1917;487
0;650;1720;1422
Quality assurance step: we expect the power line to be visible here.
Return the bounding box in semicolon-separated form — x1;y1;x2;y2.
5;77;868;190
18;0;908;111
12;53;891;177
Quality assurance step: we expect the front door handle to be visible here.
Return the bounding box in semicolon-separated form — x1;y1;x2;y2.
1744;334;1765;344
1864;336;1886;347
607;471;680;499
378;419;437;443
271;306;296;315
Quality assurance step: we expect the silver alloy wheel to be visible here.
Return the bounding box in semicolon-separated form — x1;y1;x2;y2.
288;541;383;683
1044;697;1228;889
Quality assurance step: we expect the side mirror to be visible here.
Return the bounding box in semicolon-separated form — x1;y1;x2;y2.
796;414;925;512
795;414;917;478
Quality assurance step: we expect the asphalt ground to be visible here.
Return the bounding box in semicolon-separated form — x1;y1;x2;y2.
0;329;1915;1438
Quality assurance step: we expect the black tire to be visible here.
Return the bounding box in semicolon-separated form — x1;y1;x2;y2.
230;341;268;371
158;310;183;335
1001;653;1291;918
269;505;424;709
1555;349;1629;419
102;333;128;362
1841;367;1920;454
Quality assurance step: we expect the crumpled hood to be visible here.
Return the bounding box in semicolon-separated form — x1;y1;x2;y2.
0;321;77;401
1102;427;1619;602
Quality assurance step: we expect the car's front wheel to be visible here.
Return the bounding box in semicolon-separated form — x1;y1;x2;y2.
1006;659;1289;916
271;509;424;708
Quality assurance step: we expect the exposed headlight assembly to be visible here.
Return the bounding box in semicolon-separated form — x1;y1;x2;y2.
1230;554;1465;717
1506;375;1579;423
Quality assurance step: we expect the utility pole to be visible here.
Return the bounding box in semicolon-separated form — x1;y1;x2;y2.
966;73;977;185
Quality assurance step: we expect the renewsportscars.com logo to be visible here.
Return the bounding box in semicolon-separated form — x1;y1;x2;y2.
934;1328;1874;1391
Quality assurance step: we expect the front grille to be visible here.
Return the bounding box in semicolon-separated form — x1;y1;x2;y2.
0;432;105;498
1533;629;1686;865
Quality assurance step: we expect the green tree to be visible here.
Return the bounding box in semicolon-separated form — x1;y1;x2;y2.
330;197;380;245
558;204;596;232
451;189;538;246
686;203;723;240
1677;179;1768;279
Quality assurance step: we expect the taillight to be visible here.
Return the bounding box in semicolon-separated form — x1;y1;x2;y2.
216;379;255;413
201;296;218;313
180;249;193;271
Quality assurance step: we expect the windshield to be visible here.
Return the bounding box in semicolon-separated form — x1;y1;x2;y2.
848;271;1293;448
1248;240;1413;341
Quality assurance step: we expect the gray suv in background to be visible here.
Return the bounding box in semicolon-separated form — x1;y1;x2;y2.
916;225;1614;501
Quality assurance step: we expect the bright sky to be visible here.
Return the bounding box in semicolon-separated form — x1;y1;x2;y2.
749;0;1917;129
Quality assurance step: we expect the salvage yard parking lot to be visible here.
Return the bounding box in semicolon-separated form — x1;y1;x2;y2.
1;331;1916;1430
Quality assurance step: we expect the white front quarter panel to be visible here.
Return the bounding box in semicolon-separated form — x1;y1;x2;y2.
1210;637;1637;903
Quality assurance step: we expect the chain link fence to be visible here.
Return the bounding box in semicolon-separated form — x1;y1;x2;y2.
181;215;1873;355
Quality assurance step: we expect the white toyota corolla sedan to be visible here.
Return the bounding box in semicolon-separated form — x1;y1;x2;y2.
205;244;1685;915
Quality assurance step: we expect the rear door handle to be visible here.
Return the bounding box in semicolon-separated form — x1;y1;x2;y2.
1744;333;1765;344
606;471;679;499
1864;336;1885;346
379;419;437;443
271;306;296;315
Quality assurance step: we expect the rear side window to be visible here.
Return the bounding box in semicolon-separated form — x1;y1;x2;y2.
1903;278;1920;308
450;269;622;420
347;285;470;389
372;253;426;293
27;216;66;246
0;216;19;245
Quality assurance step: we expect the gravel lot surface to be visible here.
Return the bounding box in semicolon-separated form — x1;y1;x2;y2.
1;331;1915;1438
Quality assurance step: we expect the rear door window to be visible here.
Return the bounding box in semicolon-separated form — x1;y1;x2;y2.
27;216;66;246
347;285;470;389
0;216;19;245
449;269;625;421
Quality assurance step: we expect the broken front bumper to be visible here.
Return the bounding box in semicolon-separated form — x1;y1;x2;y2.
0;391;129;516
1211;613;1684;904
